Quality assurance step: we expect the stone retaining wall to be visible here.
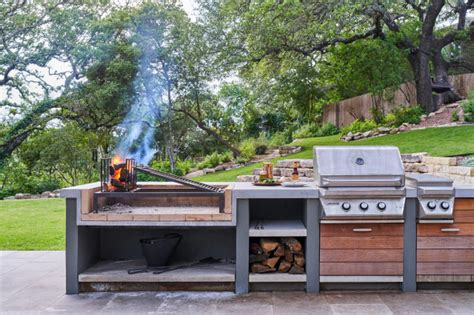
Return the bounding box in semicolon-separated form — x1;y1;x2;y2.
238;154;474;185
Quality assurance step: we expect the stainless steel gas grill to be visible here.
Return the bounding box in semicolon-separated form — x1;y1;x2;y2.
314;146;406;222
315;146;408;286
406;173;455;223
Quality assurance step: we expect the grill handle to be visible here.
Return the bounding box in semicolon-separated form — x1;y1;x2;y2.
352;228;373;232
441;228;460;233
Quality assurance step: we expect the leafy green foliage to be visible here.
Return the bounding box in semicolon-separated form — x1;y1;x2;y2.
63;42;139;130
138;159;194;180
196;152;233;170
341;119;378;135
383;113;397;126
459;156;474;167
238;139;257;161
294;124;320;139
294;123;340;139
268;132;290;147
451;110;460;122
0;158;60;199
322;39;411;101
389;105;424;126
462;92;474;122
18;124;100;187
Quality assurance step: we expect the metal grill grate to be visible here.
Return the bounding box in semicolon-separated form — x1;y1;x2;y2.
135;165;224;193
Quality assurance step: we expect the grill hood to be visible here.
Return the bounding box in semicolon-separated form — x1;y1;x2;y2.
314;146;405;187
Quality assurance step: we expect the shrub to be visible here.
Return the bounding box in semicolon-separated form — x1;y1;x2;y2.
460;156;474;167
294;123;339;138
255;145;267;155
383;113;397;126
293;123;319;138
390;105;424;126
315;123;339;137
235;156;249;164
341;119;378;135
141;159;194;179
462;92;474;122
16;177;61;195
196;152;232;170
239;138;256;160
451;110;460;122
268;132;288;147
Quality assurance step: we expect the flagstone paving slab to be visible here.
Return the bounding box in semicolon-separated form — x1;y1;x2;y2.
1;251;473;314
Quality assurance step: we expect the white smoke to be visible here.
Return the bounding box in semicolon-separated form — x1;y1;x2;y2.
113;17;163;165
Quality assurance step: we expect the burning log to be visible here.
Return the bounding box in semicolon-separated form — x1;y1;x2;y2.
102;157;137;192
250;237;305;274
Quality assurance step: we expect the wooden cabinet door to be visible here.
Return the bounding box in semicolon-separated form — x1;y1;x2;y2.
417;198;474;282
320;223;403;276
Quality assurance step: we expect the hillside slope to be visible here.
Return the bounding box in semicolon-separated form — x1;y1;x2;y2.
195;125;474;182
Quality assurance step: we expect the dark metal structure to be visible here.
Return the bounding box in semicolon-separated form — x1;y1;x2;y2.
96;159;225;213
100;158;137;192
135;165;224;193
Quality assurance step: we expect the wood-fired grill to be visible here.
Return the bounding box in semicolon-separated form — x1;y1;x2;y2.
95;158;225;213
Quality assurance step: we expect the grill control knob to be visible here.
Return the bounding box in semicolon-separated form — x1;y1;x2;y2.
440;202;450;210
341;202;351;211
359;202;369;211
427;201;436;210
377;202;387;211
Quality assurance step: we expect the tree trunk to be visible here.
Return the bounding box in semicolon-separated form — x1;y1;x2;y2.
408;50;435;113
432;48;462;105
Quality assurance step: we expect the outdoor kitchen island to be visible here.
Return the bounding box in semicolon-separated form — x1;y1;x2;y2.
61;150;474;295
60;181;322;294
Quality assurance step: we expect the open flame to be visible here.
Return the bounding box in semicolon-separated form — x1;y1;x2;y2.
107;155;131;191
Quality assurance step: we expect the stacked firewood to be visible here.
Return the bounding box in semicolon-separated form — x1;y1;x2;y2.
249;237;305;274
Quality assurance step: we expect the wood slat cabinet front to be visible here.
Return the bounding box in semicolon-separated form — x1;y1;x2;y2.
417;198;474;282
320;223;403;276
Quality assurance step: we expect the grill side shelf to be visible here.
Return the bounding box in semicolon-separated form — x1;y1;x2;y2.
134;165;224;193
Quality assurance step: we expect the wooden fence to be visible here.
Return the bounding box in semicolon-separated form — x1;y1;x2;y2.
323;73;474;127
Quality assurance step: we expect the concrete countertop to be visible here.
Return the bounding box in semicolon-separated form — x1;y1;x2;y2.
231;182;320;199
60;182;474;199
454;185;474;198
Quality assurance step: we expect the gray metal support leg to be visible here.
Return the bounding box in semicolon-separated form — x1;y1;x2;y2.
66;198;79;294
403;198;417;292
235;199;249;294
304;199;320;293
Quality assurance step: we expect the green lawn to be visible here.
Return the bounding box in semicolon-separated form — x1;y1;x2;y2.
0;198;65;250
196;125;474;182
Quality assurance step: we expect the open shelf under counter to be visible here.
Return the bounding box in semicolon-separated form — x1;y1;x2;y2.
249;272;306;283
249;219;307;237
79;260;235;283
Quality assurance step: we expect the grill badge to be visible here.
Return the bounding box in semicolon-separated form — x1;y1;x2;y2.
355;157;365;165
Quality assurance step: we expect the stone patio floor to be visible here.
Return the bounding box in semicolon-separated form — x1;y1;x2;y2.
1;251;473;314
